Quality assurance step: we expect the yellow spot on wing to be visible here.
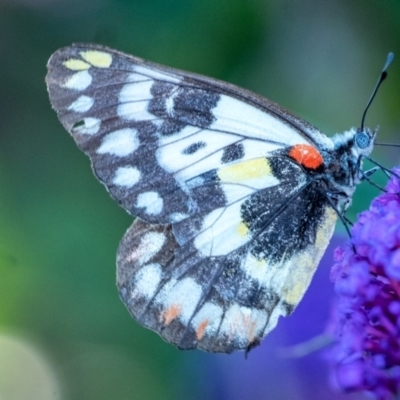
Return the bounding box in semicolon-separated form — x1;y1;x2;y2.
63;59;90;70
237;222;249;237
218;158;272;183
284;281;305;306
281;205;338;307
315;207;337;252
254;258;266;267
80;50;112;68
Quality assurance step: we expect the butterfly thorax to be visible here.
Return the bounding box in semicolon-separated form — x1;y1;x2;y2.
315;127;376;211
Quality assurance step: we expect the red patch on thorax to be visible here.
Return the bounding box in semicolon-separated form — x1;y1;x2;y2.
288;144;323;170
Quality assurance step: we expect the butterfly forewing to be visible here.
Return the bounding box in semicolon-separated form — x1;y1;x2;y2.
46;44;338;352
46;44;324;223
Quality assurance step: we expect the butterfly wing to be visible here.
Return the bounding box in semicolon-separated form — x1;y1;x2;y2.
46;44;337;352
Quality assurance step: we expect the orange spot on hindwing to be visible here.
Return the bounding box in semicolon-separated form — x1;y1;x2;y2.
162;304;182;325
288;144;323;170
196;320;209;340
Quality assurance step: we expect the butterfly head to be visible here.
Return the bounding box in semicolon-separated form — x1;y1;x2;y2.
331;126;376;163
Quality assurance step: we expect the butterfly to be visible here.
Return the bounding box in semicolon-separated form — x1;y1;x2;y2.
46;44;387;353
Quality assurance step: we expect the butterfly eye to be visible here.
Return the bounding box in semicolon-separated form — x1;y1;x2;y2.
355;131;370;149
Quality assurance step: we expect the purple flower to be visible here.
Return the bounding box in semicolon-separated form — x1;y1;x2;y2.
328;168;400;399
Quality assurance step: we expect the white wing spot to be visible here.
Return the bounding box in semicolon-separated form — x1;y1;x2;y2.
165;97;174;115
194;202;251;256
126;73;153;83
219;183;255;204
68;95;94;113
63;70;92;90
158;125;200;146
133;263;162;299
156;129;239;183
72;117;100;135
136;192;163;215
113;166;140;187
192;302;223;339
241;253;269;283
117;100;154;121
97;128;139;157
165;90;179;116
127;232;166;265
220;305;268;347
210;95;312;145
158;278;202;324
169;212;188;223
119;80;154;103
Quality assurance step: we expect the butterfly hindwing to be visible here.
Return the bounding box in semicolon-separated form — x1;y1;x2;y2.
47;44;339;352
117;187;337;352
117;218;278;352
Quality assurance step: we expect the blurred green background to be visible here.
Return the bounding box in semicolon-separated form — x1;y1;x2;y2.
1;0;400;399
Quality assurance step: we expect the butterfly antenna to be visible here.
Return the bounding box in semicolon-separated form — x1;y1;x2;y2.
374;142;400;147
360;52;394;131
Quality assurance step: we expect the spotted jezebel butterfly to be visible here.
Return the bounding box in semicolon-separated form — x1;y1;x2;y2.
46;44;393;353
